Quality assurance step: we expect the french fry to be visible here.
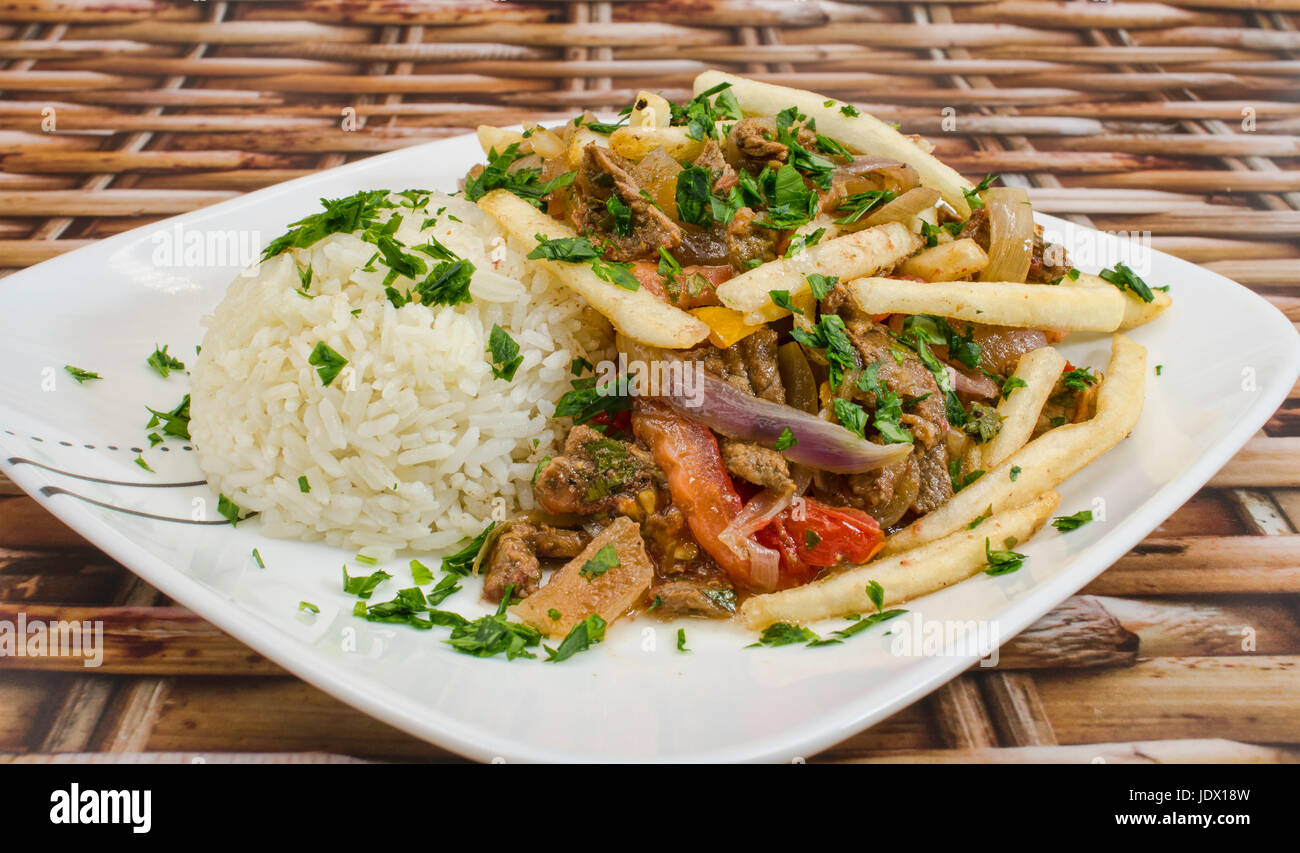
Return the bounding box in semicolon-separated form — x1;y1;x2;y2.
694;70;974;218
477;190;710;349
882;333;1147;556
967;346;1069;473
847;277;1127;332
1073;271;1172;330
476;125;529;156
716;222;922;325
609;125;707;163
739;491;1060;628
898;237;989;282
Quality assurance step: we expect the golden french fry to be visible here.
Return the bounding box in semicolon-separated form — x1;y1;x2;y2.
883;333;1147;556
608;125;707;162
476;190;710;349
739;491;1060;628
1073;272;1172;330
898;237;989;282
476;125;529;156
716;222;923;324
968;346;1069;473
694;70;974;218
847;277;1127;332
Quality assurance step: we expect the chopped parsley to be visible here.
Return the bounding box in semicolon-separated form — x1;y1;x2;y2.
774;427;798;451
1099;261;1155;303
832;397;869;439
544;613;606;663
805;529;822;550
464;143;576;208
605;194;632;237
298;475;310;493
806;273;837;300
840;104;860;117
984;538;1027;576
1062;366;1098;392
747;622;820;648
409;559;434;585
1000;375;1028;399
146;344;185;378
217;493;245;527
784;227;826;258
831;608;906;640
677;628;691;653
791;313;859;389
1052;510;1093;532
1010;465;1023;481
949;459;984;493
834;190;896;226
963;402;1004;444
342;566;391;600
440;522;496;576
856;362;913;444
415;259;476;306
768;289;803;315
252;548;265;569
262;189;395;260
134;455;153;473
528;234;639;290
579;543;620;581
751;164;819;229
487;324;524;382
962;173;998;211
145;393;191;440
307;341;347;386
299;601;320;614
64;365;101;384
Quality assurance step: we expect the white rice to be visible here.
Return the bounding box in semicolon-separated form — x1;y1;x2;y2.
190;191;610;559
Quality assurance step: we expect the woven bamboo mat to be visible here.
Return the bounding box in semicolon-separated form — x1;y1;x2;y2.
1;0;1298;764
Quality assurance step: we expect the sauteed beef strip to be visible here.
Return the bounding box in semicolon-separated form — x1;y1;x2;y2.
812;454;920;529
969;324;1048;376
959;208;1072;285
692;139;738;195
738;327;786;404
649;574;736;619
725;207;778;271
639;502;736;619
481;522;591;603
911;442;954;515
532;424;658;516
728;118;817;172
720;439;792;490
571;144;682;262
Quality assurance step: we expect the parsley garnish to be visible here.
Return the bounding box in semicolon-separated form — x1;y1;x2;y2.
833;398;869;438
262;189;396;259
1001;375;1028;399
343;566;391;599
134;455;153;473
409;559;434;585
465;143;576;208
217;493;244;526
544;613;606;662
64;365;101;384
677;628;691;653
949;459;984;493
579;543;620;581
806;273;837;300
1052;510;1093;532
834;190;896;226
791;313;859;389
774;427;798;451
1062;366;1098;392
768;289;803;315
487;324;524;382
145;393;191;440
307;341;347;386
984;538;1027;576
1099;261;1155;303
962;174;998;211
528;234;639;290
415;259;476;306
298;475;310;493
146;345;185;378
441;522;496;576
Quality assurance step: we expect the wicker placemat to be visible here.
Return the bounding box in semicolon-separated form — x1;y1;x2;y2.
0;0;1297;763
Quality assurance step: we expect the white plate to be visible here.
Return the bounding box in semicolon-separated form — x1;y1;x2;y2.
2;133;1297;763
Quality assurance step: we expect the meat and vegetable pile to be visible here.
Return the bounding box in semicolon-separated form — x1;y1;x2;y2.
453;71;1166;655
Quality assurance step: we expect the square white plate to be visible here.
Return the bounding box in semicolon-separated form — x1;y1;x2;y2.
2;133;1297;763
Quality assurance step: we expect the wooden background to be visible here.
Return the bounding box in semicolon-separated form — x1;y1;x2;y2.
1;0;1298;763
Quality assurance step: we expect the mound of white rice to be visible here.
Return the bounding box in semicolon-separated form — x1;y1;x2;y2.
190;191;609;559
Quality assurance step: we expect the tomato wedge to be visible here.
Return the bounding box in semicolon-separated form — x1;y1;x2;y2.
630;399;754;582
755;498;885;585
630;260;731;310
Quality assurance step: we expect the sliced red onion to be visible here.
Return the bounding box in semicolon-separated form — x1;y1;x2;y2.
948;365;999;399
718;485;793;592
658;361;912;474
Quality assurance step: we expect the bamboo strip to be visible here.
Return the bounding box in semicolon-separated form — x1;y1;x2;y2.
0;0;195;24
1053;133;1300;156
1082;534;1300;595
925;678;999;748
1034;657;1300;744
0;70;155;90
779;23;1087;47
954;2;1231;29
1136;25;1300;49
1016;99;1300;119
1097;595;1300;657
226;72;556;94
0;39;173;59
1;150;293;173
1077;170;1300;192
43;56;360;77
0;188;237;216
239;0;554;25
944;151;1185;173
980;672;1058;745
239;41;554;62
73;21;375;45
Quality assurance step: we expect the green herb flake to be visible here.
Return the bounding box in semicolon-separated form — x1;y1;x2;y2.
441;522;496;576
64;365;101;384
342;566;391;600
768;289;803;315
307;342;347;386
251;548;265;569
579;543;620;581
984;538;1027;576
1099;261;1155;303
134;455;153;473
146;344;185;378
298;601;320;614
544;613;606;663
298;475;310;493
774;427;797;451
487;324;525;382
1052;510;1093;532
410;559;434;585
1009;465;1022;481
217;493;244;526
677;628;691;653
